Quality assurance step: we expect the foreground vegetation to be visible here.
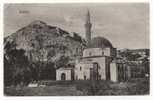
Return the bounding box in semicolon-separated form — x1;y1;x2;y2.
4;78;149;96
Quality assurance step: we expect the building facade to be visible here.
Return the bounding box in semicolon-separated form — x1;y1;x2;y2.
56;11;147;82
56;67;74;80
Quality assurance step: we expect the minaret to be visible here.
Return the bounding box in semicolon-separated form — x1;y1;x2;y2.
85;10;92;46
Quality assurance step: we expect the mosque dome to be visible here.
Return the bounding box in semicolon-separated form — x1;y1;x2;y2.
88;37;113;48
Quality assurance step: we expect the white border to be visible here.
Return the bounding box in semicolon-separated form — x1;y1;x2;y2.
0;0;152;100
1;0;150;3
1;0;150;5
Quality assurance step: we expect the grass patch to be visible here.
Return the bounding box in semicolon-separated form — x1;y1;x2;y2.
4;78;149;96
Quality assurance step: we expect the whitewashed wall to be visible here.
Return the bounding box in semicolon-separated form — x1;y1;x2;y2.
75;63;93;80
75;56;111;80
56;69;72;80
83;47;112;57
110;62;118;82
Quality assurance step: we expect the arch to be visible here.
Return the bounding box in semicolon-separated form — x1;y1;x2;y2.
61;73;66;80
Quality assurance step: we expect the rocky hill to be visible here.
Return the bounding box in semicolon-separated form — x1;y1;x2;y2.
4;20;86;65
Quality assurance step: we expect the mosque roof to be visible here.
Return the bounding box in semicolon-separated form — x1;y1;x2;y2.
88;36;113;48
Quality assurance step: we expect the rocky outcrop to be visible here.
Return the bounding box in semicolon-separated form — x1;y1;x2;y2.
4;20;86;64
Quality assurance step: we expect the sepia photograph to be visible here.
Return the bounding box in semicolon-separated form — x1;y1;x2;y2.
4;3;150;96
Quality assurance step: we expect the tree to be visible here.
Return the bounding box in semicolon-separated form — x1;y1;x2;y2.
119;51;141;61
55;56;69;69
4;41;32;86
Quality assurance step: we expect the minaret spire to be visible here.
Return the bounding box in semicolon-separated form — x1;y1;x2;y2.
86;10;90;23
85;10;92;46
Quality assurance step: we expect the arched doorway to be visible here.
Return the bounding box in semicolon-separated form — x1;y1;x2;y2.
61;73;66;80
90;62;99;80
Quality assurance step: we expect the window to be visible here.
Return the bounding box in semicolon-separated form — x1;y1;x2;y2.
76;48;78;53
89;52;92;56
80;67;82;71
84;75;86;80
102;51;104;55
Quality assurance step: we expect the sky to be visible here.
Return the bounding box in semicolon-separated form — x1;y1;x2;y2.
4;3;149;49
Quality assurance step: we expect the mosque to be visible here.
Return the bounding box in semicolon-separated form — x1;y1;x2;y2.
56;11;131;82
